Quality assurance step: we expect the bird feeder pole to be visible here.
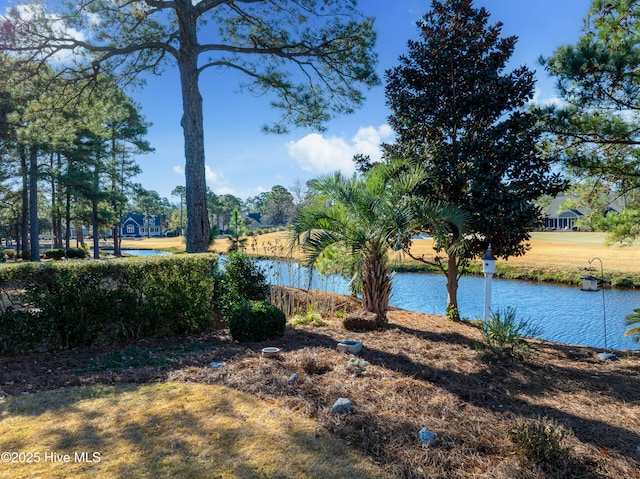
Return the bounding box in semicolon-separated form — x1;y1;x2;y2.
482;244;497;321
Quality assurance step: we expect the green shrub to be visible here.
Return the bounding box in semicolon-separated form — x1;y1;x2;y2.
215;251;269;313
65;247;87;259
4;249;16;260
0;254;218;352
508;416;573;474
0;308;55;354
478;307;541;359
226;299;286;342
44;249;66;260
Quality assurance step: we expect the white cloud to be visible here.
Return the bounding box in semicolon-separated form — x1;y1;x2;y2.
14;4;89;64
172;164;263;199
215;185;267;199
531;89;566;108
286;124;394;174
205;165;222;184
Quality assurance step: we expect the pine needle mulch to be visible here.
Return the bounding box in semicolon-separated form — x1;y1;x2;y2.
1;301;639;478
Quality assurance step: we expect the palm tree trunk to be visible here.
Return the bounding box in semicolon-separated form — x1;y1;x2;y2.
446;253;459;320
361;245;391;326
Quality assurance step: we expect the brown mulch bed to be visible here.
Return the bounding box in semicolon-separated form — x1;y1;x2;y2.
1;292;639;479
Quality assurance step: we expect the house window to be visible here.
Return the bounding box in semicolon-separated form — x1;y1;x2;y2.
127;224;134;234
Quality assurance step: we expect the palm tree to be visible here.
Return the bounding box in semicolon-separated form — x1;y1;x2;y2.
624;310;640;343
292;161;466;327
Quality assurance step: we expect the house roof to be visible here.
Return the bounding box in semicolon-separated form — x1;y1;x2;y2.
122;212;161;226
544;195;588;219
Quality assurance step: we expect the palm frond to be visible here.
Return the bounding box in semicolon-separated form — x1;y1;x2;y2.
625;309;640;342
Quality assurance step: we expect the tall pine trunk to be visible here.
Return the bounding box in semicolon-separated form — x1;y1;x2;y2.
65;189;72;251
29;146;40;262
112;135;122;257
20;146;28;258
92;162;100;259
177;3;210;252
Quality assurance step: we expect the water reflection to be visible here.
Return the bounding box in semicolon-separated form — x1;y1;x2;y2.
259;259;640;351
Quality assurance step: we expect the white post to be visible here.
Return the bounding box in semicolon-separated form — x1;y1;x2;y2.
482;245;496;321
484;271;493;321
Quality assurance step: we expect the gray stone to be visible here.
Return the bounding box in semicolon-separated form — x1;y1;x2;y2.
596;353;618;361
332;397;352;414
337;340;363;354
288;373;299;384
418;427;437;445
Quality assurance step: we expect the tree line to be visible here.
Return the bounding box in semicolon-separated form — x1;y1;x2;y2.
0;59;151;259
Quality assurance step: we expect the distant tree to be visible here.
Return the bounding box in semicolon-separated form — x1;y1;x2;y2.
289;179;310;217
134;189;166;237
352;153;374;174
262;185;294;226
216;194;242;233
385;0;566;318
0;1;378;253
172;185;186;236
541;0;640;244
245;191;270;216
228;209;247;252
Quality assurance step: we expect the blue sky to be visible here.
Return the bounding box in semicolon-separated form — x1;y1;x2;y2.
3;1;592;202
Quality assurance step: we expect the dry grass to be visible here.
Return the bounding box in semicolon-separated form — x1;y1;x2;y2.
121;231;640;274
1;299;638;479
0;382;387;479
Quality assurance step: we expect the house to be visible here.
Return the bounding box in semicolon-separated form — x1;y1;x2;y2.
246;212;263;231
543;196;586;230
543;195;624;230
121;213;164;237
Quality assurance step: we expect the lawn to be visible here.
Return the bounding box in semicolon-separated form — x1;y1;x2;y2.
0;382;384;479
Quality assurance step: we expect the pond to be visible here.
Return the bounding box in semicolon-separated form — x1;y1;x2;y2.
121;249;172;257
259;259;640;351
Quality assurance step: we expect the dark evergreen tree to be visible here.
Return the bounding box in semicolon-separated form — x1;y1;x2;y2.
385;0;566;318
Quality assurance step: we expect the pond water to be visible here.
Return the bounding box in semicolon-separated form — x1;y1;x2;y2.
121;249;172;257
259;259;640;351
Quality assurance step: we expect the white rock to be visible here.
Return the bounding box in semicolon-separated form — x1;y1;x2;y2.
332;398;352;414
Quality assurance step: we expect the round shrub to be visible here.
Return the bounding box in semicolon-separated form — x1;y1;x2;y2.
44;249;66;260
66;247;87;259
226;300;286;342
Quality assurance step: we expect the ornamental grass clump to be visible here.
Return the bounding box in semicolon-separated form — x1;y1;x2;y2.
508;416;573;476
479;307;541;360
289;303;326;327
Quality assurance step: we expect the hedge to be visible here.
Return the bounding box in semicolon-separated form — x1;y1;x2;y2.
0;254;218;353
